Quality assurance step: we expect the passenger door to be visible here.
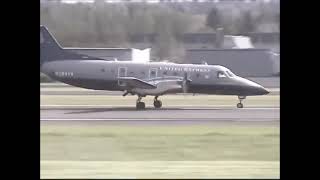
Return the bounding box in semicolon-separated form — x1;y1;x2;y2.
149;68;157;79
118;67;127;86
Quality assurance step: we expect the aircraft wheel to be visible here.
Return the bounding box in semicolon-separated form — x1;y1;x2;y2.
237;103;243;108
154;100;162;108
136;102;145;110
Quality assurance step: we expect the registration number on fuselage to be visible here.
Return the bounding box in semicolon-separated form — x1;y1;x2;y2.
54;71;74;77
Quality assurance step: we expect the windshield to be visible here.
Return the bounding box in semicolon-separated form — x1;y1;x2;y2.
217;70;236;78
217;71;227;78
226;70;235;77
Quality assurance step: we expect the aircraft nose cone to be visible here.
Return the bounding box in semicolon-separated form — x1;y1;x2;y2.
259;86;269;95
250;84;269;95
237;77;270;96
242;78;269;95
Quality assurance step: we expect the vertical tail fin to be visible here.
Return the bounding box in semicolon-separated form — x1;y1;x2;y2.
40;25;103;66
40;25;66;65
40;26;62;49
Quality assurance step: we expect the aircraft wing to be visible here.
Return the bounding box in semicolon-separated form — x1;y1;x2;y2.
118;77;157;89
145;76;192;94
146;76;192;84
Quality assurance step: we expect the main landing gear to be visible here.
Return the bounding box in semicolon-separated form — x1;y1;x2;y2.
237;96;246;108
154;96;162;108
135;95;162;110
136;96;146;110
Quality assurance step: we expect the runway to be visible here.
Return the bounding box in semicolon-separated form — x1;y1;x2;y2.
40;77;280;96
41;79;280;125
41;106;279;125
40;90;280;95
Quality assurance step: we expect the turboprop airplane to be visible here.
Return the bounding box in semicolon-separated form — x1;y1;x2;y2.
40;25;269;109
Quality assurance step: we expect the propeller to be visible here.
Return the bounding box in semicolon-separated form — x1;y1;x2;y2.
182;72;190;93
122;90;129;97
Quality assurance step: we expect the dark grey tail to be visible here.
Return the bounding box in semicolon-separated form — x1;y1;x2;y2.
40;25;66;65
40;25;102;66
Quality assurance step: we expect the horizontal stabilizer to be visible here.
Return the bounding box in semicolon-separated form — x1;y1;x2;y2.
118;77;157;89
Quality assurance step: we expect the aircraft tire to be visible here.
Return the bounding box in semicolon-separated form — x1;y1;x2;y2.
154;100;162;108
237;103;243;108
136;102;145;110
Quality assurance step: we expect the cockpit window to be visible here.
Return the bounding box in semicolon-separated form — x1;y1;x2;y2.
226;71;233;77
228;70;237;77
217;71;227;78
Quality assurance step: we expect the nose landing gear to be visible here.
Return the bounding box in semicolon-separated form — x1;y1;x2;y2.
153;96;162;108
237;103;243;108
237;96;246;108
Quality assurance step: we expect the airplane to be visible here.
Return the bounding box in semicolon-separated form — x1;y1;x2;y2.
40;25;269;110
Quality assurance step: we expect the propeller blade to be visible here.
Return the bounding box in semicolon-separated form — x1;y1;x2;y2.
182;72;189;93
123;91;129;97
184;72;188;80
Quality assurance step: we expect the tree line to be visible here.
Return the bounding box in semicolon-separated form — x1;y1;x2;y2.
41;2;279;61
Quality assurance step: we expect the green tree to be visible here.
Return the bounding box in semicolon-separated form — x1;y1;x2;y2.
206;7;222;30
238;11;255;34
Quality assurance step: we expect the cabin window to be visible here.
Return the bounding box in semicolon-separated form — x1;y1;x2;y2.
217;71;227;78
163;71;167;75
196;73;200;78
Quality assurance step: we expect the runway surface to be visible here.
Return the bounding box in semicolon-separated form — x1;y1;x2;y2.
41;106;279;125
40;77;280;95
40;90;280;95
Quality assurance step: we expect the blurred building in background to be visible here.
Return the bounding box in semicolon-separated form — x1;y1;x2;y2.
41;0;279;78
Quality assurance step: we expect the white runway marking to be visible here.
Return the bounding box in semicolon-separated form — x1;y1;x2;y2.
41;118;278;121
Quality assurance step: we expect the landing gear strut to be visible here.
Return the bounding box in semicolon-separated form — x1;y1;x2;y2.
136;96;146;110
153;96;162;108
237;96;246;108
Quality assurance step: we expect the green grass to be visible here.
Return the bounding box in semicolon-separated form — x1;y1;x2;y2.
41;161;279;179
41;124;279;178
41;94;279;106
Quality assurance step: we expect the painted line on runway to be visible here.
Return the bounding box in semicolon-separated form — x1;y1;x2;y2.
40;118;279;121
